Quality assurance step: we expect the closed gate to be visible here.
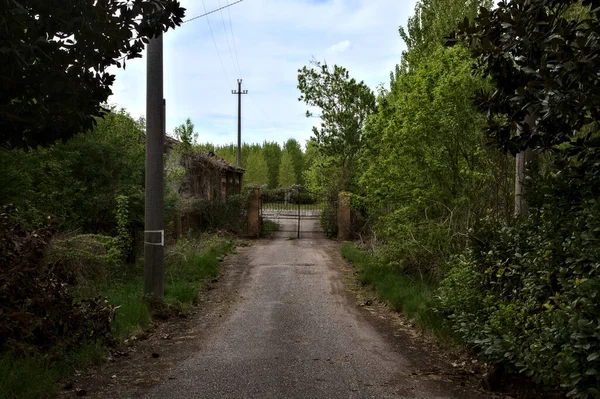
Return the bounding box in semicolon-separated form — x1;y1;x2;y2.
260;188;336;238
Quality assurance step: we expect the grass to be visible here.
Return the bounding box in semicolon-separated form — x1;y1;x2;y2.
340;242;451;339
1;234;235;399
261;219;280;232
0;342;107;399
106;279;151;337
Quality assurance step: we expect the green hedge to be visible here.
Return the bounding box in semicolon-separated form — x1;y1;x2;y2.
437;197;600;398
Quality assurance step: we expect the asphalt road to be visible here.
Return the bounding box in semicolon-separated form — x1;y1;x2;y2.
144;238;491;399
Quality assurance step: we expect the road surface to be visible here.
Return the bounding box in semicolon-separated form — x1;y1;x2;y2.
141;238;490;399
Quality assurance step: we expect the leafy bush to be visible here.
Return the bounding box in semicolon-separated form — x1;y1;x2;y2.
358;45;509;274
195;194;248;234
0;108;145;234
320;198;338;238
46;233;121;286
437;165;600;398
0;206;114;353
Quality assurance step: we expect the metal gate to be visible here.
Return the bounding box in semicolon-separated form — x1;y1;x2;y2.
260;188;336;238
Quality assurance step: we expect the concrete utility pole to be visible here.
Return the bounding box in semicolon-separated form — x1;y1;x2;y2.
231;79;248;167
144;33;165;298
514;112;536;218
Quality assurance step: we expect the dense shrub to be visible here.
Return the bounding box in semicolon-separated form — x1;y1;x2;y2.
320;197;338;238
437;158;600;398
46;233;122;286
195;194;248;235
0;108;145;234
0;207;114;353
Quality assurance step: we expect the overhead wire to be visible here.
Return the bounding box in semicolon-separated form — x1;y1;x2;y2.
200;0;232;87
183;0;245;24
248;92;276;125
225;0;244;78
218;0;241;78
184;0;272;131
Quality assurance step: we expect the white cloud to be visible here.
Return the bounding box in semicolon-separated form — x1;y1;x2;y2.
108;0;418;147
327;40;351;54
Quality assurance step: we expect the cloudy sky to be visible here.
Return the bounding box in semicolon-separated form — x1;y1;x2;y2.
108;0;418;148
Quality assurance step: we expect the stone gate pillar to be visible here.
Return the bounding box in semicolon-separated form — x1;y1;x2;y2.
247;187;261;238
337;190;351;240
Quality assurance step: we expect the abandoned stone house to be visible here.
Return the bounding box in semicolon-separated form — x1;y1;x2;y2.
165;137;246;236
165;137;245;201
179;150;245;200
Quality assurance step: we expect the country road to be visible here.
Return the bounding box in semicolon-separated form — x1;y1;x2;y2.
66;236;493;398
141;238;491;399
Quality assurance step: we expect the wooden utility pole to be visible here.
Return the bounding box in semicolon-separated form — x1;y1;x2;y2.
144;33;165;298
231;79;247;167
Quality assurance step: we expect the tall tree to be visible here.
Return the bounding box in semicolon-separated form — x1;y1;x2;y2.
283;138;305;186
215;145;236;165
173;118;197;149
0;0;185;148
243;150;269;187
278;150;296;188
398;0;492;65
297;59;376;189
262;141;282;189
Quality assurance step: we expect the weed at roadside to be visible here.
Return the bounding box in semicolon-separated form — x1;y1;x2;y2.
340;242;451;340
0;342;107;399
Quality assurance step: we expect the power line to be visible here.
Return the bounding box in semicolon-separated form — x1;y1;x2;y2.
218;0;241;78
226;0;244;78
247;92;275;125
201;0;232;87
183;0;245;24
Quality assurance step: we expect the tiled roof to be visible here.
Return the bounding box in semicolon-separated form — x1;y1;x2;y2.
205;151;246;173
165;136;245;174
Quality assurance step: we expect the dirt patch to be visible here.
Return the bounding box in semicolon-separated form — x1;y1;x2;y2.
59;245;254;398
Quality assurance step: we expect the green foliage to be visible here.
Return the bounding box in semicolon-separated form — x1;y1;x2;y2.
0;353;57;399
284;138;305;185
341;243;446;335
105;279;150;338
243;149;269;187
298;59;376;162
0;108;145;232
114;195;132;260
452;0;600;155
0;342;107;399
278;150;296;187
0;208;114;353
173;118;198;149
196;141;308;190
47;234;121;285
195;194;248;235
437;193;600;398
164;147;187;221
163;236;234;309
1;233;234;398
398;0;492;71
0;0;185;148
320;199;338;238
298;59;376;191
360;44;503;270
432;2;600;397
217;145;237;165
261;219;280;233
263;141;283;188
